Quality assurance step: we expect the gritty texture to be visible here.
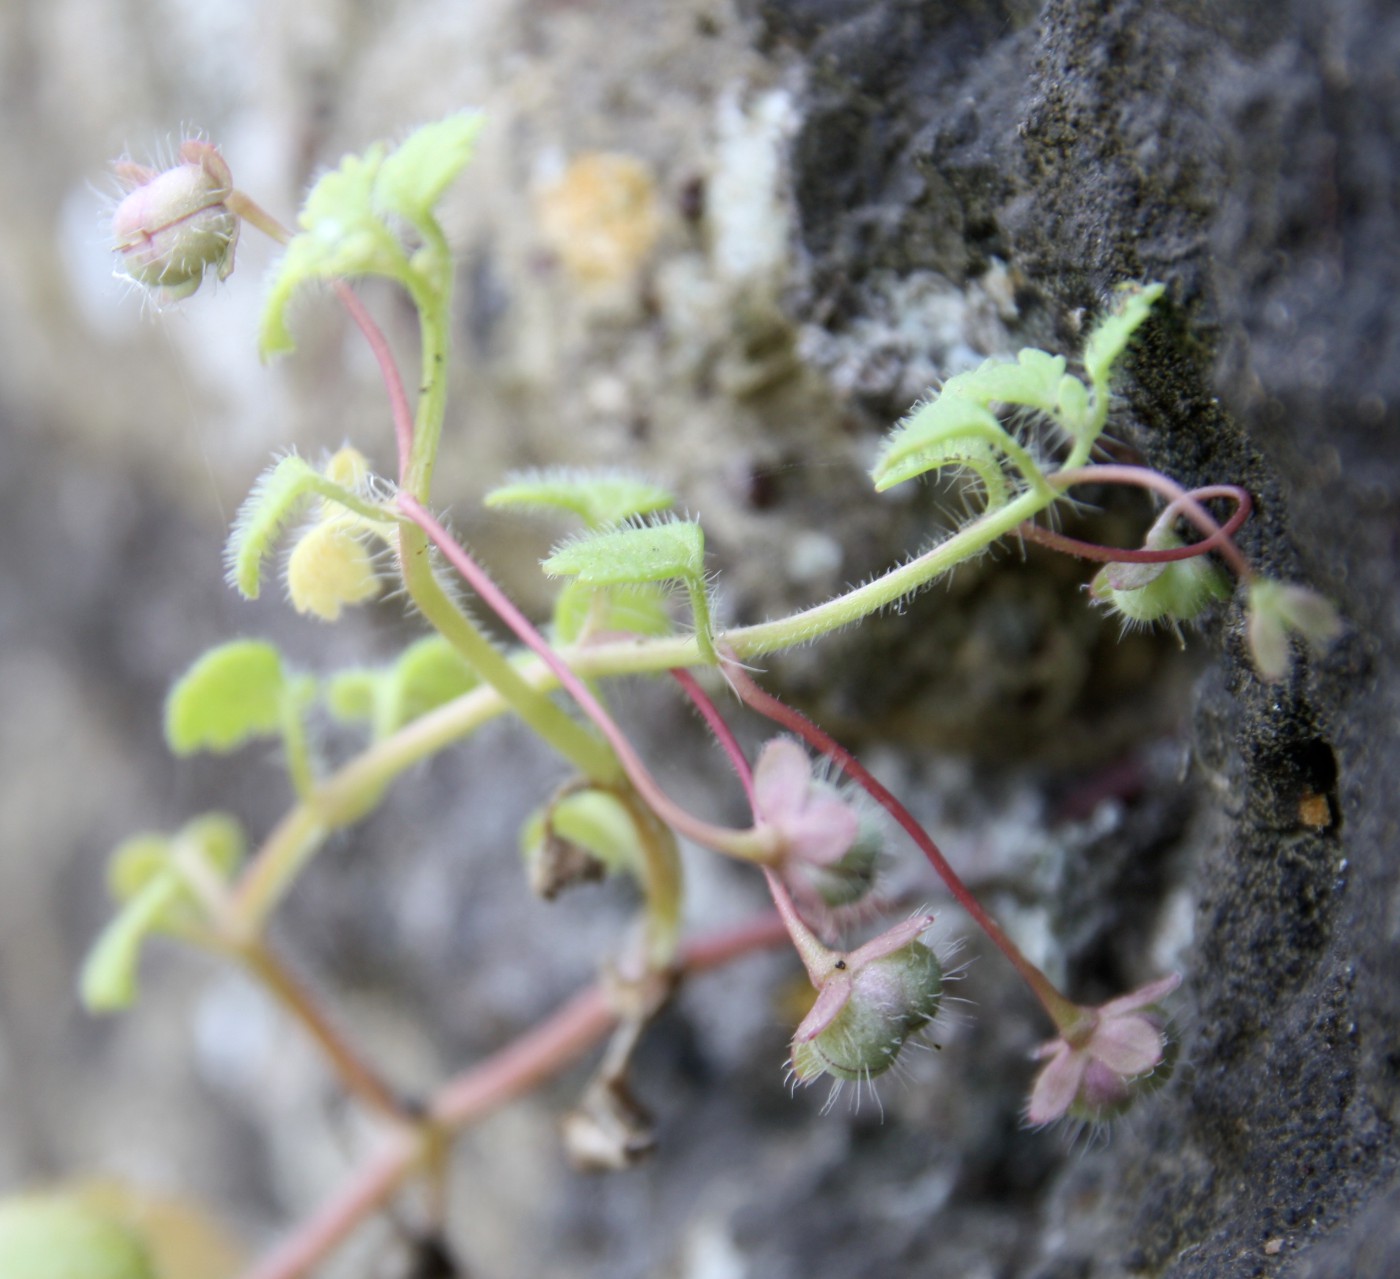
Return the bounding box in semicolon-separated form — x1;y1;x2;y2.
0;1;1395;1277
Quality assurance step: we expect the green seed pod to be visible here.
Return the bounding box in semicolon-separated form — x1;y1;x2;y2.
790;938;943;1083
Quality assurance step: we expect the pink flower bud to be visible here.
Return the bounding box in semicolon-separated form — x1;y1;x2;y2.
112;140;239;301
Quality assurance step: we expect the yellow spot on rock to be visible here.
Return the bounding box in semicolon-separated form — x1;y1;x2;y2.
537;152;661;288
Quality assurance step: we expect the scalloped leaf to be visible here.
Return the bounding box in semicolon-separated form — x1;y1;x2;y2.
485;469;675;528
552;579;674;645
871;394;1012;501
542;517;705;586
260;144;408;357
164;641;287;755
225;455;321;599
374;112;484;226
107;815;244;914
944;349;1067;413
1082;281;1165;393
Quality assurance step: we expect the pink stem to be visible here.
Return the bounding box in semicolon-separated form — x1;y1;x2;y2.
238;913;788;1279
397;495;773;862
330;281;415;483
1020;484;1252;564
228;190;415;483
723;662;1080;1029
1052;468;1254;579
669;668;755;805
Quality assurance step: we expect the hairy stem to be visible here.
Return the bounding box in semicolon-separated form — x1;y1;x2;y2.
401;496;777;864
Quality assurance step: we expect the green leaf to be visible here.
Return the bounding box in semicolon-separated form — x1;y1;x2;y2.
374;112;484;226
1055;373;1091;435
485;468;675;528
164;641;287;755
225;455;321;599
82;815;245;1013
178;812;246;878
324;668;381;725
549;788;646;875
107;835;171;902
944;349;1067;413
80;876;182;1012
542;517;705;586
391;634;479;723
259;144;410;357
1082;281;1165;393
543;517;714;660
325;637;478;735
871;394;1012;504
0;1196;158;1278
552;580;674;645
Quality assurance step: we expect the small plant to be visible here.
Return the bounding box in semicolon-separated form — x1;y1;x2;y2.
48;117;1340;1274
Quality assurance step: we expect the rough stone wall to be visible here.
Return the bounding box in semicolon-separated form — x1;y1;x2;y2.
0;1;1394;1277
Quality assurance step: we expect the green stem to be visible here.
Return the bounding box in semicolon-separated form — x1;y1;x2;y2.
397;523;620;783
728;483;1055;658
279;688;316;803
402;224;454;501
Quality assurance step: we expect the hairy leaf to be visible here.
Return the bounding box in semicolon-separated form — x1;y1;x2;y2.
1082;281;1165;393
944;349;1067;413
374;112;484;226
259;144;407;357
486;469;675;528
871;394;1012;504
225;455;321;599
551;579;674;645
543;517;705;587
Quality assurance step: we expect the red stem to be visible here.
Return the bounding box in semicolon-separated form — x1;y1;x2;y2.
330;281;415;483
669;668;756;805
237;913;788;1279
722;662;1080;1028
1019;484;1252;564
1051;469;1254;579
398;495;771;860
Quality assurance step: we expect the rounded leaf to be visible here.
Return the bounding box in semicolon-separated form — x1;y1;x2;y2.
164;641;287;755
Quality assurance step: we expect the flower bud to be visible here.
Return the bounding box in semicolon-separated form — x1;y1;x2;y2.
789;916;943;1085
285;521;381;621
1089;530;1228;631
1245;578;1342;682
112;140;239;301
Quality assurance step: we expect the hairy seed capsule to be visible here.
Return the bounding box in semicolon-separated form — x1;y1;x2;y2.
790;939;943;1083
